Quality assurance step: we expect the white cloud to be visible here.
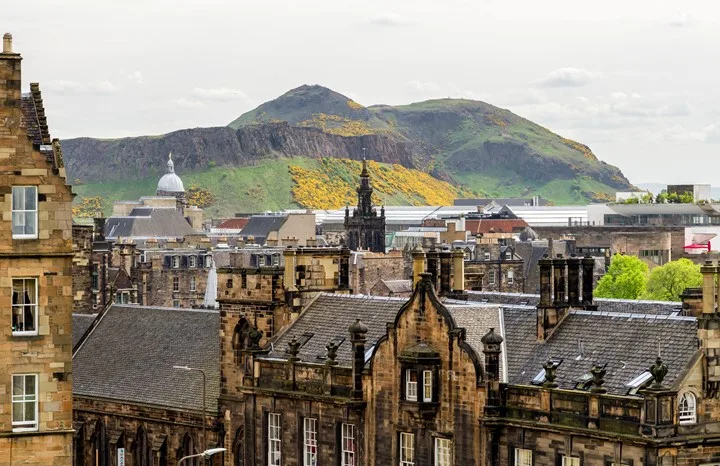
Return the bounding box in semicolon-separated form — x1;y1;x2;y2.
535;68;600;88
44;79;119;95
192;87;247;100
128;71;145;85
668;12;692;27
172;98;205;109
407;80;442;93
367;12;413;27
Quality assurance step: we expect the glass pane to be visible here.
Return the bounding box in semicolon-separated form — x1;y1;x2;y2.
13;402;23;422
25;375;35;395
12;187;23;210
26;280;36;304
24;212;36;235
24;187;36;210
13;376;23;396
25;401;35;421
12;212;23;234
25;310;36;331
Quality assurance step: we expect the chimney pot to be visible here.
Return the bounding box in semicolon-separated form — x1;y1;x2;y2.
2;33;12;54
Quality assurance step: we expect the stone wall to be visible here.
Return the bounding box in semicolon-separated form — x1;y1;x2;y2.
350;251;406;295
72;224;94;314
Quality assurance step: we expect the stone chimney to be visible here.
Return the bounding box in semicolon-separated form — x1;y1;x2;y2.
699;261;720;398
339;246;350;290
411;245;426;288
439;246;452;294
680;287;703;317
553;254;567;308
581;255;597;310
93;216;107;242
426;246;440;291
702;260;716;315
566;254;581;307
3;33;13;54
452;247;465;292
537;254;570;341
349;319;368;400
538;254;553;308
0;32;22;134
482;327;504;416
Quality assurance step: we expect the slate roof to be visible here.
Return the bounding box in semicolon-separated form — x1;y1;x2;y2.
380;280;412;294
72;314;97;348
502;307;699;395
20;84;61;168
466;291;683;315
263;294;406;367
73;304;219;412
240;215;288;242
445;304;504;380
104;208;198;239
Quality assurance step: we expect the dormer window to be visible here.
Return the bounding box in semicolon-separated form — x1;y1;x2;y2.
400;343;440;406
189;256;197;268
679;392;697;424
406;370;418;401
423;370;433;402
172;256;180;269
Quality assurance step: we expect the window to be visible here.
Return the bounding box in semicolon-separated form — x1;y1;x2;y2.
507;269;514;285
303;418;317;466
488;271;496;285
12;186;38;239
189;256;197;268
173;277;180;292
172;256;180;268
434;438;451;466
400;432;414;466
484;251;490;260
172;299;180;308
259;256;266;266
12;374;38;431
562;457;580;466
91;265;99;290
514;448;532;466
205;256;212;268
190;277;196;292
406;370;418;401
423;370;433;402
12;278;37;335
341;423;355;466
679;392;697;424
115;292;129;304
268;413;281;466
272;255;280;266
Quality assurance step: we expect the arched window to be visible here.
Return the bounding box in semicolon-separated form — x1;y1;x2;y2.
74;424;85;466
679;392;697;424
233;426;245;466
177;432;198;466
158;439;168;466
92;420;110;466
134;426;151;466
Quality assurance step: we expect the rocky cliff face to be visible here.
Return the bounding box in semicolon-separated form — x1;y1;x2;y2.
63;122;414;183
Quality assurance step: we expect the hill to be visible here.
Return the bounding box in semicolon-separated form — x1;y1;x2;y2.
62;85;634;213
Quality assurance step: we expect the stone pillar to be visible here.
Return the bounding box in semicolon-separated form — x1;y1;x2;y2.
439;247;452;294
339;246;350;290
426;246;440;291
452;248;465;292
283;247;297;292
349;319;368;400
567;255;581;307
702;260;716;315
538;255;553;307
482;327;504;416
411;245;426;288
581;255;596;309
553;255;567;308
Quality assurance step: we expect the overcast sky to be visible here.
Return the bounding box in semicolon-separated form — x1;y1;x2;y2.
6;0;720;185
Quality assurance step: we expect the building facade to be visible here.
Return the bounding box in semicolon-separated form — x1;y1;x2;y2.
0;33;73;464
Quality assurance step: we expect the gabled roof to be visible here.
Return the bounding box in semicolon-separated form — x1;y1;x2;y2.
378;279;412;294
502;307;698;395
20;84;63;169
72;313;97;348
73;304;219;412
104;208;198;239
108;267;133;290
263;294;406;367
239;215;288;241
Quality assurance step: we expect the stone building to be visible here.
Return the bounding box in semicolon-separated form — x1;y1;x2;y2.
349;249;406;295
0;33;73;463
344;159;386;252
72;304;220;466
465;242;525;293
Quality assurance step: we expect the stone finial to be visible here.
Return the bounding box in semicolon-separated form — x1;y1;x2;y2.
325;341;339;366
649;356;669;389
3;33;12;54
247;326;263;350
286;336;301;363
348;318;368;337
590;363;607;394
481;327;504;348
542;358;559;389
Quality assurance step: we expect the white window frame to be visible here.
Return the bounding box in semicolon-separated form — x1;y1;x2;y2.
172;256;180;269
190;276;196;292
12;374;38;432
268;413;281;466
189;256;197;268
259;255;266;266
434;438;451;466
172;299;180;308
679;392;697;424
488;270;496;285
12;277;38;336
400;432;414;466
406;369;418;401
341;423;355;466
423;370;433;402
507;269;514;285
11;186;38;239
562;456;580;466
514;448;532;466
173;276;180;292
303;417;317;466
205;255;212;268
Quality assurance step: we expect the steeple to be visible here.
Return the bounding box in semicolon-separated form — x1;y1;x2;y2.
357;150;373;216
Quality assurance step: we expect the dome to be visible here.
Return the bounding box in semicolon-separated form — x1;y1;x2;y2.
156;152;185;193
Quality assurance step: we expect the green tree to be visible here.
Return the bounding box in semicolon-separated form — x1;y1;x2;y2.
644;258;703;301
594;254;649;299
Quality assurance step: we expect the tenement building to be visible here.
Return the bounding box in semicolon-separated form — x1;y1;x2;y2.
217;246;720;465
344;159;386;252
0;33;74;463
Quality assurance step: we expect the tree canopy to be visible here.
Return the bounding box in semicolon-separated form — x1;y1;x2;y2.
644;258;702;301
594;254;649;300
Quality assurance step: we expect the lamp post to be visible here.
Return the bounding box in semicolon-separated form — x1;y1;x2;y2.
178;448;226;465
173;365;207;452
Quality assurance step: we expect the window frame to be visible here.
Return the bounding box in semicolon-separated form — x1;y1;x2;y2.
11;186;38;239
12;373;38;432
405;369;418;402
303;417;317;466
434;438;451;466
679;392;697;425
268;413;281;466
190;276;197;292
423;370;433;402
507;269;514;285
173;276;180;292
488;270;496;285
189;256;197;268
172;256;180;269
400;432;415;466
172;299;180;308
514;448;532;466
12;277;38;336
562;456;581;466
341;423;355;466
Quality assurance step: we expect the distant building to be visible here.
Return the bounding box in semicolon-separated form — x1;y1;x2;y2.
239;212;316;246
344;159;386;252
668;183;711;202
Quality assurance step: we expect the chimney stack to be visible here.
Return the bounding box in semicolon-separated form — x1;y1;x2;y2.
439;246;452;294
566;255;581;306
3;33;12;54
538;254;552;307
482;328;504;415
452;247;465;292
553;254;567;308
581;255;597;310
411;245;426;288
702;260;717;315
426;246;440;291
349;319;368;400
